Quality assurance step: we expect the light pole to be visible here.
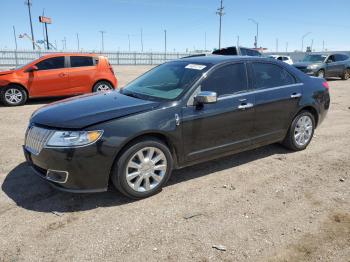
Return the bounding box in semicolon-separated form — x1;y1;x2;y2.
25;0;35;50
76;33;80;51
216;0;224;49
248;18;259;48
164;29;167;60
128;34;131;52
99;31;105;52
140;28;144;52
301;32;311;52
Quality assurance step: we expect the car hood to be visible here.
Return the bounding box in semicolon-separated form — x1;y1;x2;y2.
31;91;160;129
0;70;15;76
293;62;322;67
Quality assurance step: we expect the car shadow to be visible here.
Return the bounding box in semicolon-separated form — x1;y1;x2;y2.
1;143;290;213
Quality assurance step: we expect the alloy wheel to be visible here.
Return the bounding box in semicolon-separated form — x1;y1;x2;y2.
4;88;23;105
294;115;313;147
126;147;167;192
96;84;112;92
317;70;325;78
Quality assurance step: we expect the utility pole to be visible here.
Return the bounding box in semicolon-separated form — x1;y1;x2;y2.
76;33;80;51
62;37;66;50
248;18;259;48
310;39;314;52
301;32;311;52
216;0;224;49
164;29;167;59
140;28;144;52
237;35;240;47
128;34;131;52
25;0;35;50
42;9;45;50
99;30;105;52
276;38;279;52
13;26;18;50
13;26;18;66
285;42;288;52
322;40;325;52
204;32;207;50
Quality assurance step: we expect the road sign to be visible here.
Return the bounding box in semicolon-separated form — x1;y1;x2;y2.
39;16;52;24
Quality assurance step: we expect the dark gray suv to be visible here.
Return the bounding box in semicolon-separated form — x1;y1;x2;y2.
293;53;350;80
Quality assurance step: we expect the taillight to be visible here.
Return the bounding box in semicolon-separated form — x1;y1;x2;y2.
322;81;329;89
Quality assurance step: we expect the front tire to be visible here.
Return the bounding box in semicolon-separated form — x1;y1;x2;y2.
111;138;173;199
341;69;350;80
282;111;315;151
92;81;114;92
1;85;28;106
316;69;325;78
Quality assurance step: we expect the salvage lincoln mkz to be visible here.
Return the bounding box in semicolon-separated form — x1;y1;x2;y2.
23;56;330;199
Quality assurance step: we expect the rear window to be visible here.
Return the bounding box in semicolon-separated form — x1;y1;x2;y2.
70;56;94;67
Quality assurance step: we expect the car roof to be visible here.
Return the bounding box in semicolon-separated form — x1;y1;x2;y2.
179;55;266;65
40;53;99;58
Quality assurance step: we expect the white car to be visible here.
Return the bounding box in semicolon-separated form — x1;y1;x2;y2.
267;55;293;65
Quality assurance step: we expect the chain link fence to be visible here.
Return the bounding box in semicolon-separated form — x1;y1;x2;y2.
1;49;350;67
0;50;195;67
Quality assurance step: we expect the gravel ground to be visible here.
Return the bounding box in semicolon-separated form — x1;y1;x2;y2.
0;66;349;262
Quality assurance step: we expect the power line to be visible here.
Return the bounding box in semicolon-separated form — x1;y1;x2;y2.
216;0;224;49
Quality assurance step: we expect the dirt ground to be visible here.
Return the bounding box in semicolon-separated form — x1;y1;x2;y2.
0;65;349;262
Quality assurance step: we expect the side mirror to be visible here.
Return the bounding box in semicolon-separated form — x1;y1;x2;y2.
194;91;217;105
326;59;334;64
26;65;38;72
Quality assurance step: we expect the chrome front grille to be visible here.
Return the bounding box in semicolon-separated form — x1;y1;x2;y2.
25;126;53;155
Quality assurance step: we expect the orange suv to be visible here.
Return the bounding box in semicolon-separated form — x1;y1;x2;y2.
0;53;117;106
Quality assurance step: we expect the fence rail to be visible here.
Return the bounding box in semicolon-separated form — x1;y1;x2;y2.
0;50;195;67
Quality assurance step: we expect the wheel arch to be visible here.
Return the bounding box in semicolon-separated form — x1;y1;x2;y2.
92;79;115;92
2;82;29;96
297;105;319;128
109;132;179;178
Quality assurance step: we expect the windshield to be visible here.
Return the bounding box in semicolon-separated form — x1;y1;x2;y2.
15;61;33;70
303;55;326;63
121;61;211;101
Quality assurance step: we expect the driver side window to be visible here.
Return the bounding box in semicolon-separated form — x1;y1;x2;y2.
36;56;65;71
201;63;248;97
327;55;335;63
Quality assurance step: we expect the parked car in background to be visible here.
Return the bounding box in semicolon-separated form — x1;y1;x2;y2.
184;46;262;59
0;53;117;106
267;55;293;65
23;56;330;199
212;46;262;56
293;53;350;79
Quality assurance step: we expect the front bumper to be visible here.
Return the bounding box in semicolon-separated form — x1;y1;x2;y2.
23;143;113;193
295;67;318;76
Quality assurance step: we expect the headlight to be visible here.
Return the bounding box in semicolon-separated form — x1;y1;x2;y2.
308;64;319;69
46;130;103;147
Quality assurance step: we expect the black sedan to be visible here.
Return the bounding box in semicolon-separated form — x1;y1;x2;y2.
293;53;350;79
23;56;330;199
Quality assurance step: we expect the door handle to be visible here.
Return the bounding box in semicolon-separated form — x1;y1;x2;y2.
238;103;254;110
58;73;67;77
290;93;302;98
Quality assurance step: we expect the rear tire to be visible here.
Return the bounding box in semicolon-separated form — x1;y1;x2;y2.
282;111;315;151
341;69;350;80
316;69;325;78
0;85;27;106
92;81;114;92
111;138;173;199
